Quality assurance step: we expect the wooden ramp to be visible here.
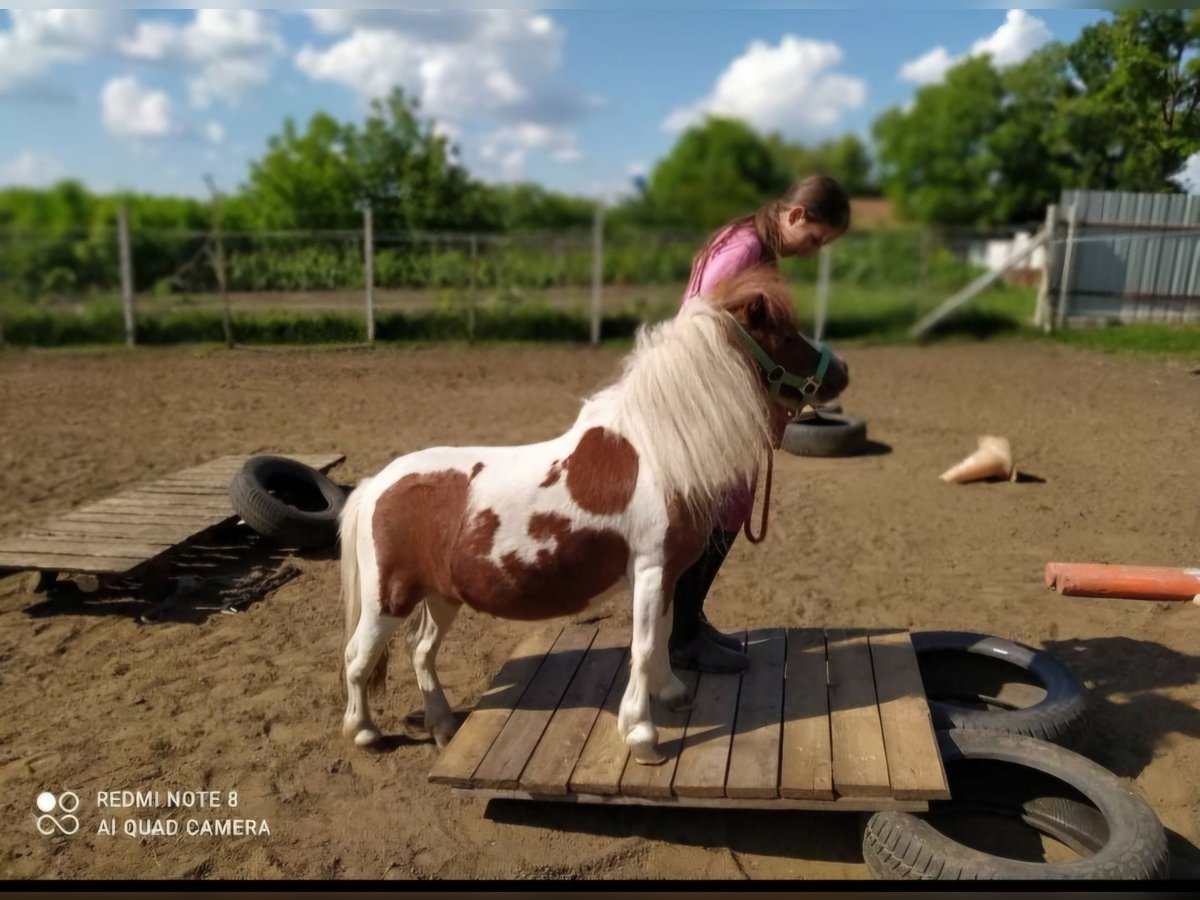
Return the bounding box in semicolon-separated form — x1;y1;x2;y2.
430;624;950;812
0;453;345;578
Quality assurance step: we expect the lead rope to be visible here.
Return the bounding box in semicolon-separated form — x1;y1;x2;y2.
742;445;774;545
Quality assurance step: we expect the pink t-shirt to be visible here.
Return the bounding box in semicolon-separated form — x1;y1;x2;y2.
679;223;765;532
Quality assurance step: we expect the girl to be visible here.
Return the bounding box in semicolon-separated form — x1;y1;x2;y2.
670;175;852;674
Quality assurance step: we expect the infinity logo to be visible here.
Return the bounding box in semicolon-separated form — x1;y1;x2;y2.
36;791;80;836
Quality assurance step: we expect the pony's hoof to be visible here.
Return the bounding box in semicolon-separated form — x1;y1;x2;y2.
625;723;663;765
352;726;383;748
632;744;667;766
432;722;458;749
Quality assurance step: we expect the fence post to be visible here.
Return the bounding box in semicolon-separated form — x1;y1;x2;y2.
363;205;375;345
1053;202;1079;332
919;228;932;291
1034;203;1058;331
204;176;233;348
468;234;478;343
117;202;136;347
590;199;605;347
814;243;833;342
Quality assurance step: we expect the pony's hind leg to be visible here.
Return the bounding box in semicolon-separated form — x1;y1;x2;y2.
407;593;461;748
343;599;403;748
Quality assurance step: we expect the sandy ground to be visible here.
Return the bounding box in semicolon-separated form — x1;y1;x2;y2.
0;339;1196;881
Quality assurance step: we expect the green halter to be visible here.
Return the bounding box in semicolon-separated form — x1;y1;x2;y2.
726;313;833;402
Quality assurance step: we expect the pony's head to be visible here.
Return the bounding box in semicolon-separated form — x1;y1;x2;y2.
707;265;850;414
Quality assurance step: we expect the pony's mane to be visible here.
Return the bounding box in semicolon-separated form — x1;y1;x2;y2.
584;266;793;523
706;264;798;339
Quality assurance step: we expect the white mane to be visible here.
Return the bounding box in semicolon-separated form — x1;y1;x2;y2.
584;300;771;522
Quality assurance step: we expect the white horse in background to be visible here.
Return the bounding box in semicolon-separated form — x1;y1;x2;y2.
339;265;849;764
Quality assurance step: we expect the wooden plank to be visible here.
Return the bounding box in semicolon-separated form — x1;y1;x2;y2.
725;628;786;799
0;550;144;574
780;628;834;800
88;498;231;513
870;631;951;800
0;535;169;558
827;629;891;798
567;649;632;796
86;501;231;517
672;632;745;799
60;511;226;527
124;484;231;496
471;625;597;790
452;788;928;814
619;668;700;799
185;453;343;473
428;626;563;787
911;228;1049;337
518;626;628;795
24;520;201;542
98;492;232;508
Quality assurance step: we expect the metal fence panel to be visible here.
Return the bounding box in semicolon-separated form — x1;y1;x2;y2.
1053;190;1200;324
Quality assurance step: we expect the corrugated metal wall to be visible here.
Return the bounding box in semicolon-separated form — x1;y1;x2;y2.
1051;190;1200;324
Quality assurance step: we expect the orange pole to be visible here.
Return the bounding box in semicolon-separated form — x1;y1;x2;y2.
1045;562;1200;603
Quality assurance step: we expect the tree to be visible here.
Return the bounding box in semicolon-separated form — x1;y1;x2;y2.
873;56;1007;225
872;10;1200;226
238;89;489;232
768;133;878;197
479;182;594;231
1064;9;1200;192
636;116;791;229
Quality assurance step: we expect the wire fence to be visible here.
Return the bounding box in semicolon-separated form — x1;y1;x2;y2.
0;210;1064;348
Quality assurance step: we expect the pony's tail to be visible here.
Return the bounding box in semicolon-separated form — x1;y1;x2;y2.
341;479;387;691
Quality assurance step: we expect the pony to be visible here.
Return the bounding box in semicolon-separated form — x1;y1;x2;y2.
339;265;849;764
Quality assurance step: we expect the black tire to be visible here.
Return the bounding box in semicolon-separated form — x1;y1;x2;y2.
781;412;867;457
912;630;1088;746
863;730;1169;880
229;455;345;550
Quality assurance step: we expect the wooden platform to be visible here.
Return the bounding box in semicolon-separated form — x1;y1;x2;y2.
0;453;345;577
429;624;950;812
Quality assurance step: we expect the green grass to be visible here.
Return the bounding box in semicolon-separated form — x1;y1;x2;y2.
1050;322;1200;359
1;282;1195;360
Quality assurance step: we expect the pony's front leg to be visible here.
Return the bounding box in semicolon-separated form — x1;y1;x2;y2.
618;559;672;765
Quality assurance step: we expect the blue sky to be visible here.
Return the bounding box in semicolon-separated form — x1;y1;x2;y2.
0;8;1111;199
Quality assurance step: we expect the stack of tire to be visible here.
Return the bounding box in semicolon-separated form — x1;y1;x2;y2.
865;631;1169;880
781;401;868;458
229;456;347;550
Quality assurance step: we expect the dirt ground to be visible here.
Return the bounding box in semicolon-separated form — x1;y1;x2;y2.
0;339;1196;881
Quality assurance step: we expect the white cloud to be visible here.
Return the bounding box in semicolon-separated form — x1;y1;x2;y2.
120;10;283;108
1172;153;1200;194
476;122;582;177
0;10;130;94
101;76;178;139
8;10;128;52
189;57;273;109
663;36;866;139
0;150;66;187
971;10;1053;67
0;10;280;107
898;47;956;86
626;161;647;178
295;11;595;176
899;11;1052;86
205;121;225;146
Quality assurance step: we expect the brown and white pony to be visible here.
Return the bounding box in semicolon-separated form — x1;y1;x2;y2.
340;266;849;764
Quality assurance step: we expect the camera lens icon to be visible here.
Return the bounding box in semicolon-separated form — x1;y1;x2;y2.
36;791;80;836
